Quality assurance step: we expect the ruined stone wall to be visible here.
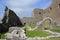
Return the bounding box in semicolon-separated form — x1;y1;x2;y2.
22;8;44;25
44;0;60;24
32;8;44;23
21;17;36;25
2;0;60;26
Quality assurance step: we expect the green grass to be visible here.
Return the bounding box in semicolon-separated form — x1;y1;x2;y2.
0;33;5;39
24;24;51;37
0;32;10;39
51;29;60;33
26;30;51;37
48;38;60;40
29;24;36;28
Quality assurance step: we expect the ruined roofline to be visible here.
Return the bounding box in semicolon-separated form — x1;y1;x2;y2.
4;6;16;13
33;8;43;11
45;0;60;10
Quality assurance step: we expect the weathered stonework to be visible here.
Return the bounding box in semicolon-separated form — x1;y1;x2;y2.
0;0;60;40
22;0;60;29
0;0;60;34
44;0;60;24
22;8;44;25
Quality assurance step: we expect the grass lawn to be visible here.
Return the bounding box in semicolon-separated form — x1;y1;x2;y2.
51;29;60;33
26;30;51;37
0;32;10;39
48;38;60;40
0;33;5;39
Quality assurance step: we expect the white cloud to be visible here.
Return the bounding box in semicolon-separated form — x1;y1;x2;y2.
5;0;39;7
10;8;34;18
5;0;41;18
11;8;22;13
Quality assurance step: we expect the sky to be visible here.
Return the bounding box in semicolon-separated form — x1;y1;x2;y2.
0;0;52;19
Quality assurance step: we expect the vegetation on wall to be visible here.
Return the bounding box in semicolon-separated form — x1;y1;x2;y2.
44;24;50;30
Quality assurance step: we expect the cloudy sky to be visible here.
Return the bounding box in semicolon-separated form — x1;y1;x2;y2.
0;0;52;19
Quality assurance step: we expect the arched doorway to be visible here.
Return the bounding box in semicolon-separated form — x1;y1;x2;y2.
36;17;54;30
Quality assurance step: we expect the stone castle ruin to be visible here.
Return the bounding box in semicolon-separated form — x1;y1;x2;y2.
22;8;43;25
22;0;60;25
0;0;60;33
21;0;60;30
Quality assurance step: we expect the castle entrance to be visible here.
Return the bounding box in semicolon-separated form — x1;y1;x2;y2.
36;17;53;30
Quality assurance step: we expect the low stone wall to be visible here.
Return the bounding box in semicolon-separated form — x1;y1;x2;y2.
9;27;22;32
6;27;60;40
6;36;60;40
6;33;60;40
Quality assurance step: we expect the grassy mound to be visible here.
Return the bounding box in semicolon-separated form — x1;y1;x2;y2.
51;29;60;33
26;30;51;37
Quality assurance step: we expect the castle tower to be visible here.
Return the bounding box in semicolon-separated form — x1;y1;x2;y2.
32;8;44;22
45;0;60;24
2;6;9;24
